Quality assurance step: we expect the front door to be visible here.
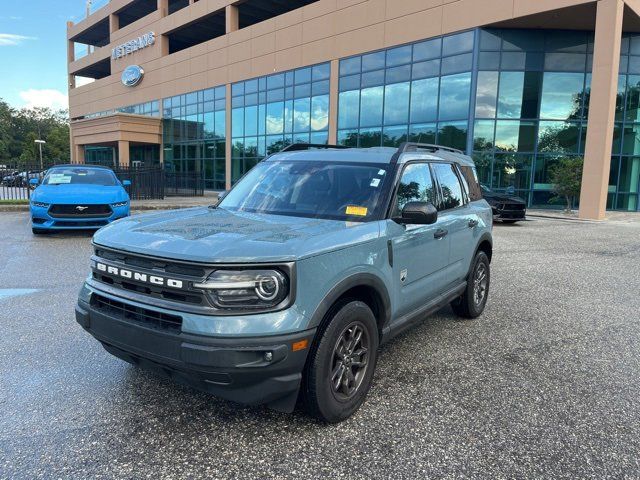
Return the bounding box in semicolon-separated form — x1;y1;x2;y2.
388;162;450;321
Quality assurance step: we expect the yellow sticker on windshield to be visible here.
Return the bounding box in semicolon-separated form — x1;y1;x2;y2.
346;205;368;216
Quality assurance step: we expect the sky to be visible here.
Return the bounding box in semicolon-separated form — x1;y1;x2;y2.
0;0;89;111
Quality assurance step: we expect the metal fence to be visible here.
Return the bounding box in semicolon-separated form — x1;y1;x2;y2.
0;162;204;201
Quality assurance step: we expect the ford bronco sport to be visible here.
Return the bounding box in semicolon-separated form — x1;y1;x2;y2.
76;142;493;423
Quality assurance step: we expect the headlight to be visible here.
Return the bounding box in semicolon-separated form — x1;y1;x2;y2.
31;201;49;208
194;269;289;310
111;201;129;207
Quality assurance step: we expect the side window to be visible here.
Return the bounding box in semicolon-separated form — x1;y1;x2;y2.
393;163;436;216
459;165;483;201
432;163;464;211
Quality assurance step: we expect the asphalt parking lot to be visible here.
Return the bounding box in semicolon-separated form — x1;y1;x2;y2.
1;212;639;479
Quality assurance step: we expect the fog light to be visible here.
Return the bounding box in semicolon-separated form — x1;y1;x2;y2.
264;352;273;362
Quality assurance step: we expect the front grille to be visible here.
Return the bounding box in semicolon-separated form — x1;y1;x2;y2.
55;220;109;227
91;293;182;331
94;247;206;277
91;248;210;308
500;203;525;212
49;204;112;218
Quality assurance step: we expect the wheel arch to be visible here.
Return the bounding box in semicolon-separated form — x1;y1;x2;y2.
308;273;392;340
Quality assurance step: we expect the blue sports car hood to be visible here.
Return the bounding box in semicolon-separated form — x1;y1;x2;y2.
31;184;128;204
93;207;381;263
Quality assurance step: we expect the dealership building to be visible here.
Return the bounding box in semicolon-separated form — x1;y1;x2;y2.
67;0;640;219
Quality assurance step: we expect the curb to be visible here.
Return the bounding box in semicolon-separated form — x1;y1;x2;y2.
526;213;598;222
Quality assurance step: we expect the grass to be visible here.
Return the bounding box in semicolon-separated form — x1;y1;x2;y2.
0;199;29;205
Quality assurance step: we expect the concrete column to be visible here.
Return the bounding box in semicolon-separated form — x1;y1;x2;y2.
109;13;119;33
225;83;232;191
158;0;168;17
226;5;239;34
328;59;339;144
158;34;169;56
118;141;130;167
579;0;624;220
74;144;85;164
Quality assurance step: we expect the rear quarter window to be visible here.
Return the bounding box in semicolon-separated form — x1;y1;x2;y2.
459;166;483;202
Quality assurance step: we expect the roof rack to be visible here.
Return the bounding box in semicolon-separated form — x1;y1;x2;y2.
396;142;464;155
279;143;349;152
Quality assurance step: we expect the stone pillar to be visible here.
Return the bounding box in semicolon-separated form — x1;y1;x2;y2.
118;141;130;167
74;144;85;164
158;0;169;17
579;0;624;220
328;59;339;144
225;83;232;191
226;5;239;34
109;13;119;33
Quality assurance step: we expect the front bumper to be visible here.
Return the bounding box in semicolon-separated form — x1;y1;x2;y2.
75;297;316;412
31;204;129;230
492;207;526;221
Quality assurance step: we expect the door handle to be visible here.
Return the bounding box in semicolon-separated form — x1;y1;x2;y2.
468;219;479;228
434;228;448;240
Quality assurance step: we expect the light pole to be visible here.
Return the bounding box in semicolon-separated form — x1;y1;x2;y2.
34;140;46;170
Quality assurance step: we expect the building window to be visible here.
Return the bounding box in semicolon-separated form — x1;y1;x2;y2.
162;86;226;190
337;31;475;150
230;63;330;183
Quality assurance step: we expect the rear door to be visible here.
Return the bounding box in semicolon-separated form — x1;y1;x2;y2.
431;162;477;283
387;162;450;319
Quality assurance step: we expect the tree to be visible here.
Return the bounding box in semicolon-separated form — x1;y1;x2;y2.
0;99;70;167
550;156;584;212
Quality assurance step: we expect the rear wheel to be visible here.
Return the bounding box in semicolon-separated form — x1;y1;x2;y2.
303;300;378;423
451;251;490;318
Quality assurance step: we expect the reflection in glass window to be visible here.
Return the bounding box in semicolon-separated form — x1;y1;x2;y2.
438;121;468;150
339;90;360;129
492;154;533;190
539;72;585;120
384;82;410;125
475;71;499;118
231;63;330;182
494;120;536;152
394;163;436;215
432;163;464;210
473;120;495;150
439;73;471;121
538;121;579;153
410;78;439;123
360;86;384;127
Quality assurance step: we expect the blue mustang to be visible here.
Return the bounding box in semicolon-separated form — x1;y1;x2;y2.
29;165;131;234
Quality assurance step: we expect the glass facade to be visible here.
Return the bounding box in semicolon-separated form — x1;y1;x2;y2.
84;101;160;119
337;31;475;151
162;86;227;190
77;27;640;210
230;63;331;183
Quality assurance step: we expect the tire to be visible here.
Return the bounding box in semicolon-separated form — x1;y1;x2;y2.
32;227;46;235
303;300;379;423
451;251;490;319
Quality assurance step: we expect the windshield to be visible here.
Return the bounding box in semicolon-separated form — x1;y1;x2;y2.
43;167;118;186
220;160;391;221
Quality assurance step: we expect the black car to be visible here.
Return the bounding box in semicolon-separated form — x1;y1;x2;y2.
481;185;526;223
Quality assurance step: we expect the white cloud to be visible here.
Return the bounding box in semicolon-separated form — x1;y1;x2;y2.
0;33;36;46
19;89;69;110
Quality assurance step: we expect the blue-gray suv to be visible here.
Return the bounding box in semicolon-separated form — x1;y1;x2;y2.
76;143;493;422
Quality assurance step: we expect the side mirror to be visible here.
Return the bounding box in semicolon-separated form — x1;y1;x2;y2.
29;178;39;186
217;190;228;202
398;201;438;225
122;180;131;187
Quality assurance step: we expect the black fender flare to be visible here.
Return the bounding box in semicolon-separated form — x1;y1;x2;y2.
467;232;493;278
308;272;392;334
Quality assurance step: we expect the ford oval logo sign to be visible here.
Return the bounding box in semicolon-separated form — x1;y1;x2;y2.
121;65;144;87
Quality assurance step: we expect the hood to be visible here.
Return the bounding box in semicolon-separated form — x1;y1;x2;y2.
93;207;381;263
32;184;128;204
482;191;526;205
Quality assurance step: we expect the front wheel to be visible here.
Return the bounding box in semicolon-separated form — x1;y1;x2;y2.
302;300;378;423
451;251;490;318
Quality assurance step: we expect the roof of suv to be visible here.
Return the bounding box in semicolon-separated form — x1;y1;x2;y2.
267;145;476;168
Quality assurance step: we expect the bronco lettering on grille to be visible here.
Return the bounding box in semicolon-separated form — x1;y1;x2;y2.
95;262;184;289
